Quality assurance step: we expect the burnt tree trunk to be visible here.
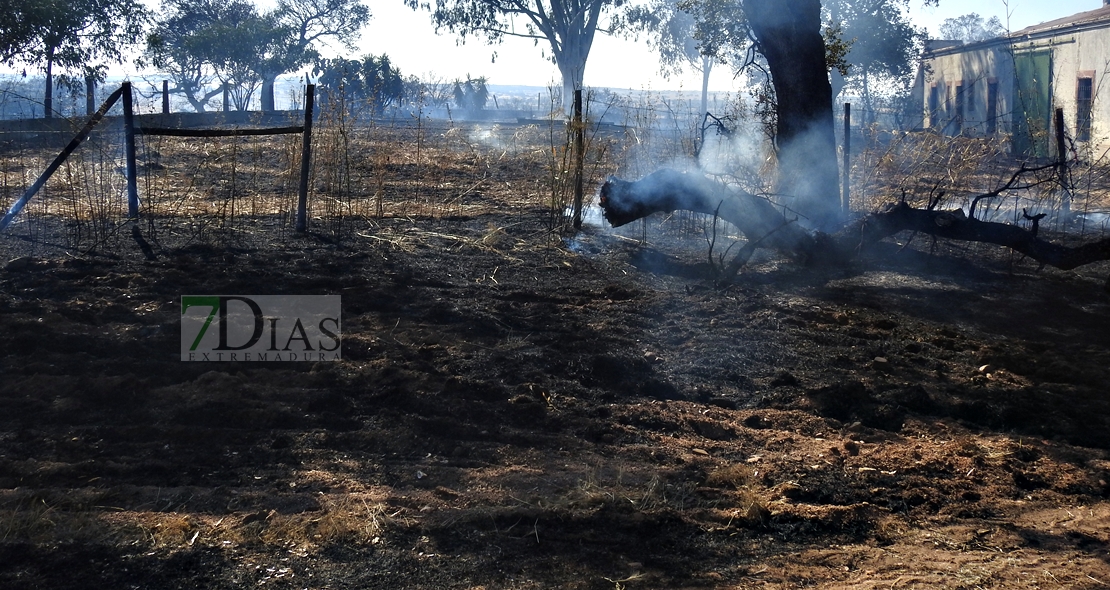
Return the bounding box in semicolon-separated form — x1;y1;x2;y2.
745;0;841;230
599;170;1110;272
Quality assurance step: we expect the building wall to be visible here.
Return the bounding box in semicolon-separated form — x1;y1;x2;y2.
924;43;1014;138
1035;27;1110;157
922;22;1110;158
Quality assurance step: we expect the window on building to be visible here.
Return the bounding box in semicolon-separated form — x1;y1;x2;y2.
966;82;976;114
1077;76;1093;142
987;81;998;135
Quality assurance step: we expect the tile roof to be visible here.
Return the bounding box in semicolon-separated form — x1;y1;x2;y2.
1011;5;1110;37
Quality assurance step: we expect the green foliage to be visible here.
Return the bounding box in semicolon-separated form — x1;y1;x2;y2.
143;0;270;111
405;0;625;111
9;0;147;74
938;13;1006;43
823;24;852;77
313;54;406;114
451;76;489;114
145;0;369;111
622;0;703;78
823;0;924;107
0;0;49;64
676;0;750;68
254;0;372;109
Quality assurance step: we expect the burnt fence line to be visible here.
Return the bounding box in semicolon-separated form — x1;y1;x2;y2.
0;82;318;235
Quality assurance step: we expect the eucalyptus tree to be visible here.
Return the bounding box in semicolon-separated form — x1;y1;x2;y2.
824;0;923;120
405;0;629;113
15;0;147;118
937;13;1005;43
252;0;371;112
624;0;726;115
143;0;266;112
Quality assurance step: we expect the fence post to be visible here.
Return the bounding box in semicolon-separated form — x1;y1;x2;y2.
86;76;95;116
122;82;140;219
162;80;169;114
842;102;851;215
572;88;585;230
296;84;315;232
1055;107;1070;217
223;84;229;113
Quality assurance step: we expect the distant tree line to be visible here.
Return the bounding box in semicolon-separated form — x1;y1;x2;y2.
0;0;374;117
0;0;1010;120
142;0;371;112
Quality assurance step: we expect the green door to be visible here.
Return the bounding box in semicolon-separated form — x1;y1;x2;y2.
1013;50;1052;158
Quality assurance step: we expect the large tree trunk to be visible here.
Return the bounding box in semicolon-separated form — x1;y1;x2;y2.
43;55;53;119
555;35;591;115
261;76;276;112
745;0;841;231
700;55;713;115
85;75;95;116
599;170;1110;272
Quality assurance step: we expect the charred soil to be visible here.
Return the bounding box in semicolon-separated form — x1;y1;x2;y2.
1;126;1110;588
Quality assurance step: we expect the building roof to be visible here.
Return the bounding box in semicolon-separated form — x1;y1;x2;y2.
1011;4;1110;37
925;5;1110;57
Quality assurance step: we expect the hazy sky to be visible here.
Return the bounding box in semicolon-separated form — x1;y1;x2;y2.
360;0;1102;92
3;0;1103;92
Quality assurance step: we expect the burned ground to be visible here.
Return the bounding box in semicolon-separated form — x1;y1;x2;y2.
0;124;1109;588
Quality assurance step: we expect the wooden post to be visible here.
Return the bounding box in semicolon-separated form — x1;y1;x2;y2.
85;76;95;116
162;80;169;114
842;103;851;214
1055;107;1070;216
223;83;229;113
123;82;140;218
296;84;315;232
572;89;585;230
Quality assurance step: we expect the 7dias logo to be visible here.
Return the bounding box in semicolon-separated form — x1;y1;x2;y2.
181;295;341;362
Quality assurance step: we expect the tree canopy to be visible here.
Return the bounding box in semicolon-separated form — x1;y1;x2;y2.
9;0;148;117
625;0;725;114
823;0;922;117
253;0;372;111
313;54;406;114
405;0;626;112
144;0;369;112
144;0;269;112
937;13;1006;43
0;0;49;65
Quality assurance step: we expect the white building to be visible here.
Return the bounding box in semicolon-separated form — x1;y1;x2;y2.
919;2;1110;159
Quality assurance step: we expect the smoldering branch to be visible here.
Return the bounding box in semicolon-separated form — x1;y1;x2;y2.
599;169;1110;272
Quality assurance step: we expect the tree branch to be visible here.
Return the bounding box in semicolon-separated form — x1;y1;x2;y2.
600;169;1110;272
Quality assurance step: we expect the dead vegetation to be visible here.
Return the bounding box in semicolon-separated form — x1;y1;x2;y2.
0;112;1109;588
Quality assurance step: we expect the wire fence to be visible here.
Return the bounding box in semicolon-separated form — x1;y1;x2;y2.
2;79;1110;264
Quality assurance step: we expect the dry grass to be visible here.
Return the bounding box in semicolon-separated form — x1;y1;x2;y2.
4;102;1110;260
849;128;1110;233
96;493;398;552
